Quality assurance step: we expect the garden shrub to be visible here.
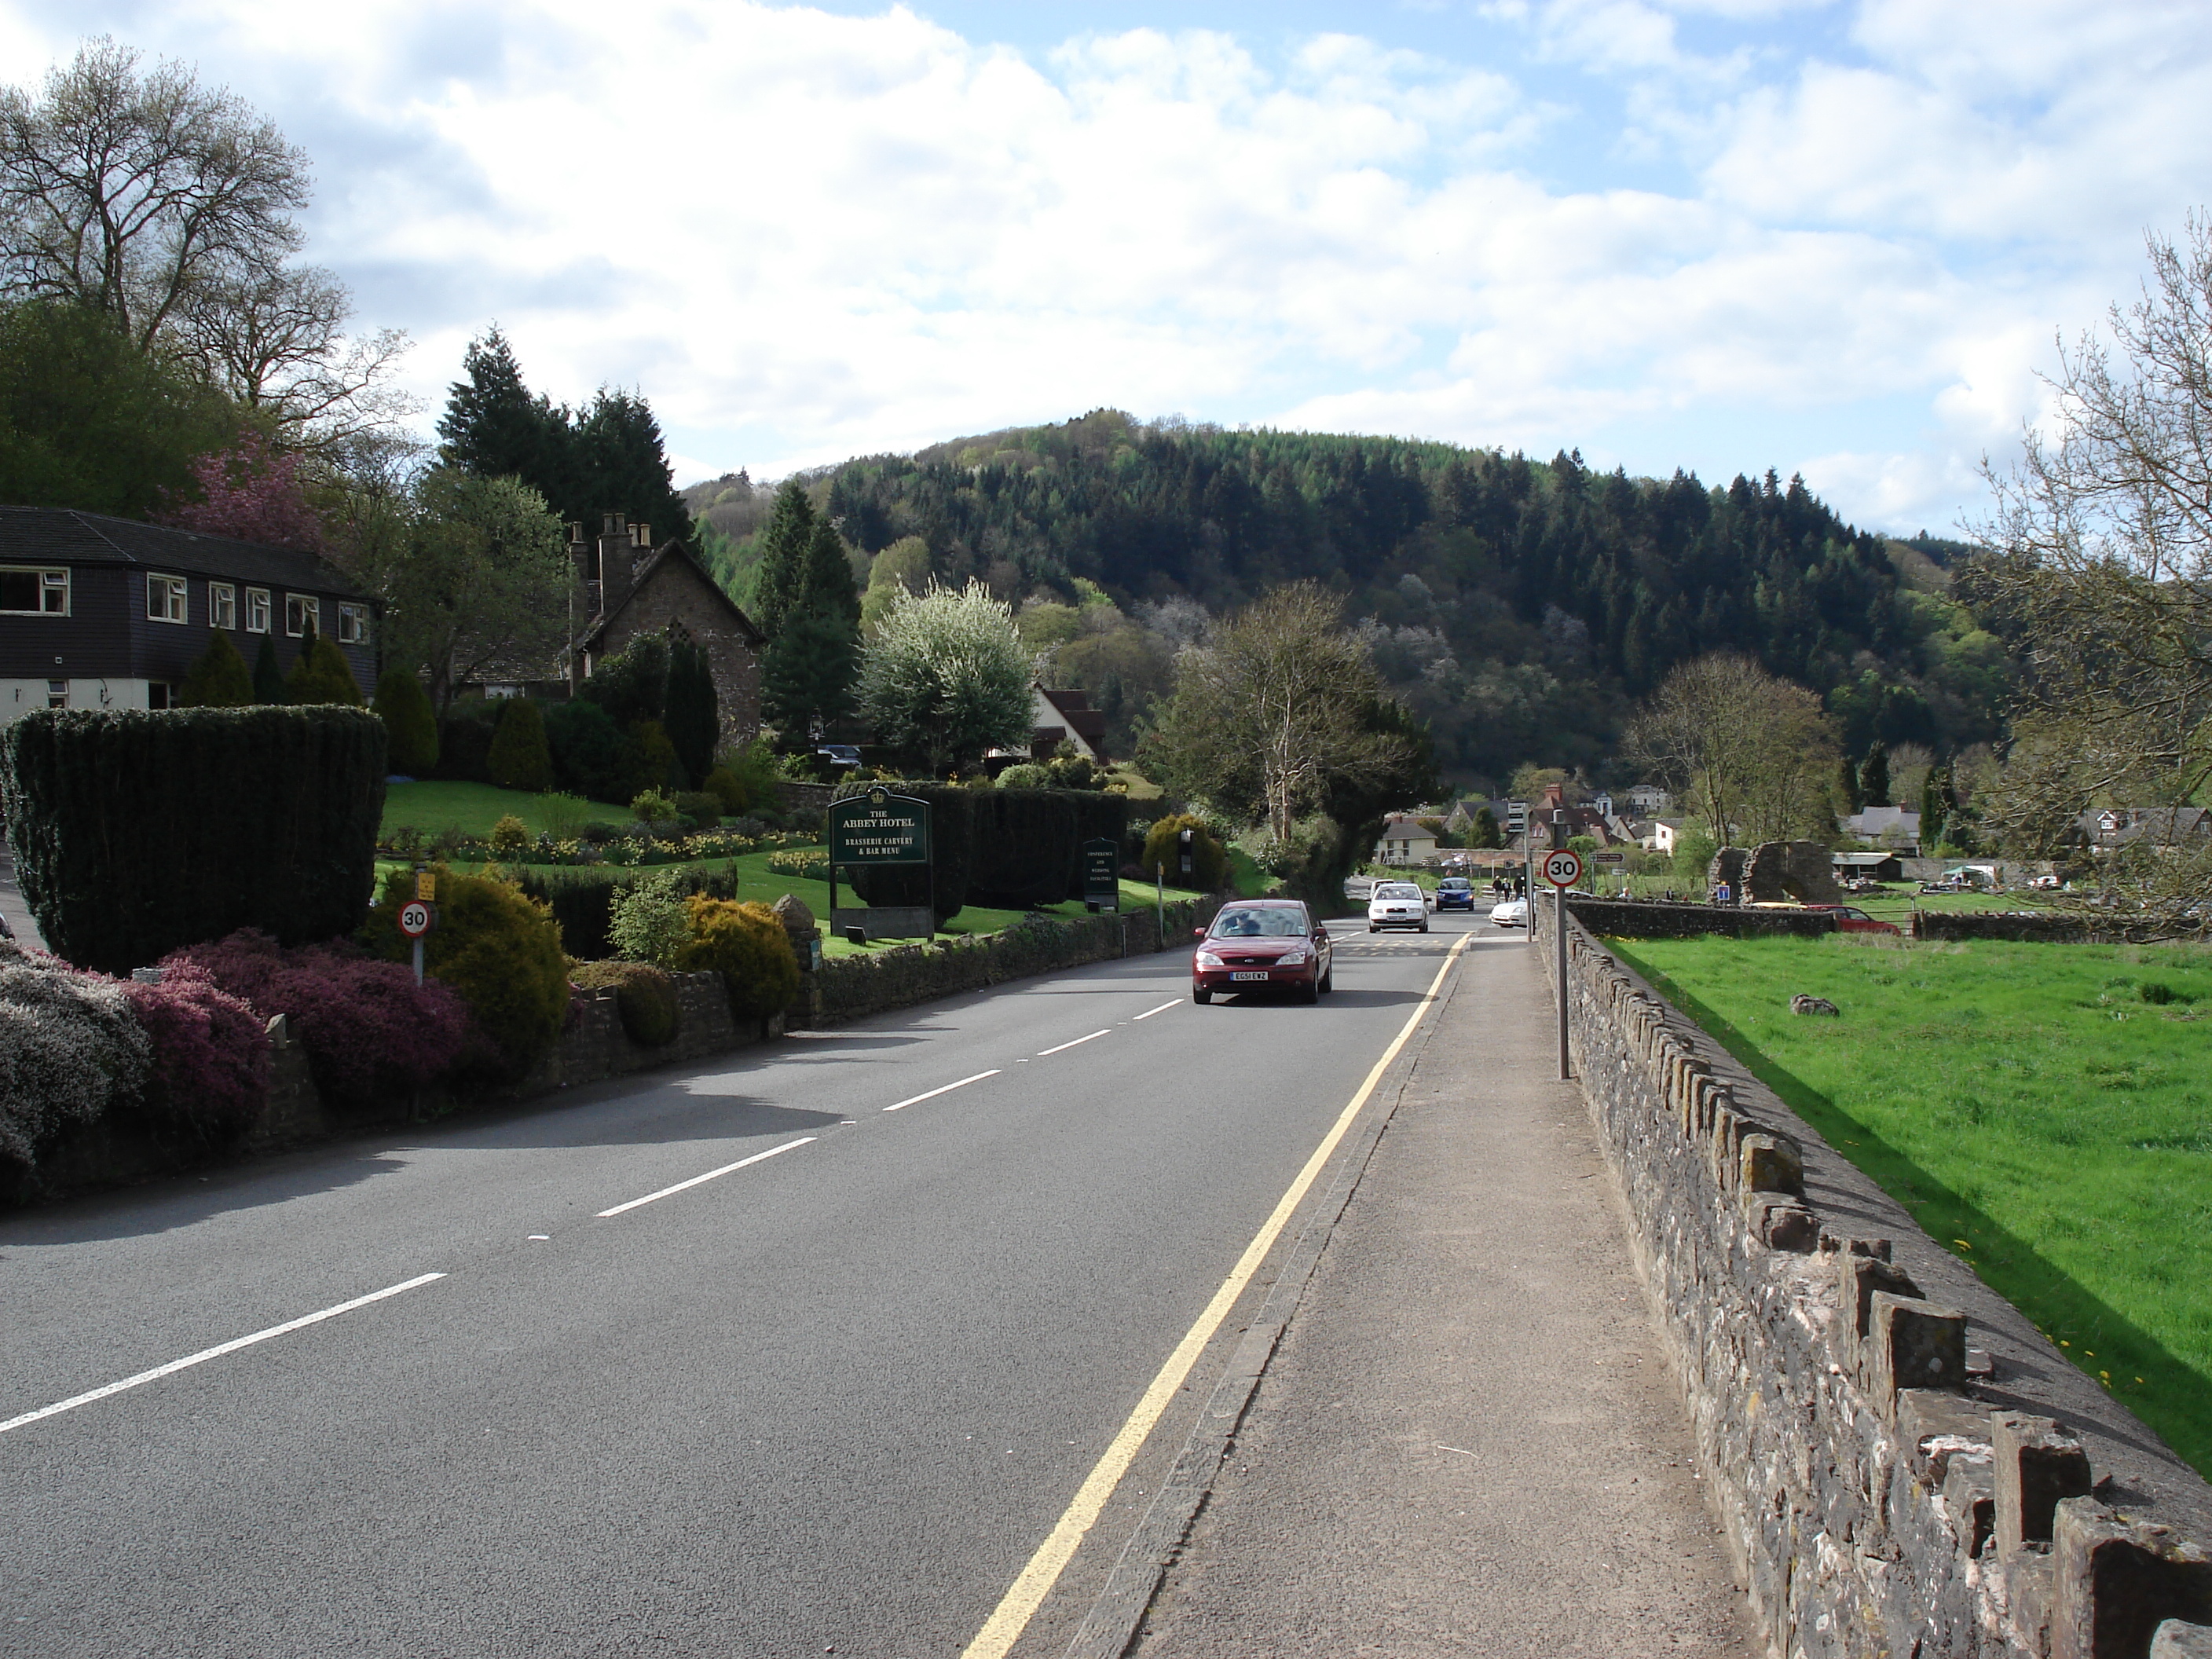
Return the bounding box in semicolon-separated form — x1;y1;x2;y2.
702;766;747;815
672;896;799;1021
0;707;386;974
579;632;668;728
631;789;679;824
607;871;693;965
544;698;643;804
0;945;150;1193
119;965;270;1147
632;720;683;792
994;763;1049;789
434;701;498;782
673;791;722;829
166;929;470;1108
569;959;681;1046
488;815;531;859
718;738;782;815
766;848;830;881
368;866;569;1081
968;788;1079;908
178;631;254;708
1141;814;1227;892
251;635;287;705
372;668;439;775
664;634;720;789
284;629;364;706
486;699;554;793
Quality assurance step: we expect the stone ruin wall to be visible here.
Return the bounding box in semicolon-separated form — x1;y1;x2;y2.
1708;839;1843;906
1530;900;2212;1659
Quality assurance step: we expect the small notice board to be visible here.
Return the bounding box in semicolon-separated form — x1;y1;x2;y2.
827;788;935;940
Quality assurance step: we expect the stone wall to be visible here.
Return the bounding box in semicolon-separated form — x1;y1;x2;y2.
1710;840;1842;905
1565;895;1841;939
1530;899;2212;1659
1914;912;2176;947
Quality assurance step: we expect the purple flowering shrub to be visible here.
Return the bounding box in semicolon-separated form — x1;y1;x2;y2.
163;931;470;1108
0;942;150;1192
119;966;271;1145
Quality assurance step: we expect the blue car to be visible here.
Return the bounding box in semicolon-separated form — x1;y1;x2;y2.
1434;877;1476;910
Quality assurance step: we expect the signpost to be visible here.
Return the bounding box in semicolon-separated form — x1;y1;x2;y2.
826;788;935;942
1544;844;1581;1081
1081;837;1119;912
397;898;434;987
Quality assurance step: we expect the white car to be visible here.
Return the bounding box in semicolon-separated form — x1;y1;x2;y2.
1368;881;1430;932
1489;896;1529;928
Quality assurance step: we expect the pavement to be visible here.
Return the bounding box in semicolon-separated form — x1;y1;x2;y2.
0;909;1760;1657
1119;926;1759;1658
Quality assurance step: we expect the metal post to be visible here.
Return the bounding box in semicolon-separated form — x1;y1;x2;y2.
1155;862;1164;947
1555;883;1569;1080
412;936;424;989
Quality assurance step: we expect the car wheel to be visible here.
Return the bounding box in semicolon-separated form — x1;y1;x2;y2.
1319;967;1334;994
1300;978;1320;1004
1368;923;1378;932
1419;920;1430;932
1193;986;1211;1004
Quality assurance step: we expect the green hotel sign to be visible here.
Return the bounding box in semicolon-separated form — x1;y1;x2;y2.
828;788;932;866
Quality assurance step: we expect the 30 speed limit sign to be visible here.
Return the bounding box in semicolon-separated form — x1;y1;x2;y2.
397;900;434;939
1541;849;1584;888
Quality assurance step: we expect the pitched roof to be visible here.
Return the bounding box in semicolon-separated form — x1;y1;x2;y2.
1033;683;1107;742
0;505;372;598
578;538;764;649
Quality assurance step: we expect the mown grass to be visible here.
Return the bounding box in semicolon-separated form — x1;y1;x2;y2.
382;781;595;840
1605;932;2212;1479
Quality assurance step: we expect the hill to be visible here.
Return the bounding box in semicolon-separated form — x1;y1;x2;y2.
684;411;2009;788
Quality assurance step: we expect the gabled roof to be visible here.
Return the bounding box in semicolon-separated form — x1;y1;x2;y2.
579;539;765;650
0;505;372;598
1032;682;1107;742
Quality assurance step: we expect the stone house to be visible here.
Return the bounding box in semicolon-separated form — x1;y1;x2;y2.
1373;814;1440;865
568;514;764;742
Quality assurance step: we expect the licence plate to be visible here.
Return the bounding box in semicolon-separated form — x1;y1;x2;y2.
1229;970;1271;982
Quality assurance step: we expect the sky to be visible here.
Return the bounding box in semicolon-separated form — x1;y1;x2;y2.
5;0;2210;536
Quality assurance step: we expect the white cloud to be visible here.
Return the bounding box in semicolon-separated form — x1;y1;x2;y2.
4;0;2209;534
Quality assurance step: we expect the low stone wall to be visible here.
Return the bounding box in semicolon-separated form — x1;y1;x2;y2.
1531;899;2212;1659
1566;895;1841;939
775;779;833;817
1914;911;2177;947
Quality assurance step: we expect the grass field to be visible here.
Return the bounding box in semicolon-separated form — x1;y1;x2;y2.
1603;932;2212;1479
383;781;595;840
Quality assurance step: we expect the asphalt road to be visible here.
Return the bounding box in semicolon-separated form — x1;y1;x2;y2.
0;912;1484;1658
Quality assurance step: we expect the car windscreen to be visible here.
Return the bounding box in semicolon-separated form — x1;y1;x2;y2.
1210;907;1309;937
1374;885;1423;899
1437;881;1470;889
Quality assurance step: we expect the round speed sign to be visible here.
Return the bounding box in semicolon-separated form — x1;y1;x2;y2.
1541;849;1584;888
397;900;434;939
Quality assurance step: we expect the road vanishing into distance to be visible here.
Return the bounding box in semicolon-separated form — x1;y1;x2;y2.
1;913;1496;1658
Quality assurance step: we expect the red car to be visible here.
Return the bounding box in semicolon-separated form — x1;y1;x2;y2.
1192;899;1335;1004
1808;905;1902;936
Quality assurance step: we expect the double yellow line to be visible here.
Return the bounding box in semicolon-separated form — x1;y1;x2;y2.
961;930;1471;1657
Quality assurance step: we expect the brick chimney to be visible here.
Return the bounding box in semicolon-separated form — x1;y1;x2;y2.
596;512;635;617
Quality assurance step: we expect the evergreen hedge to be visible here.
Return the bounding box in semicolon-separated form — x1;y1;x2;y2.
487;698;554;792
372;669;439;774
833;779;973;925
0;708;387;973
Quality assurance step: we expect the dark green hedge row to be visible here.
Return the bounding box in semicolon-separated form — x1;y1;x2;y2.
0;709;386;973
807;895;1221;1025
830;782;1130;920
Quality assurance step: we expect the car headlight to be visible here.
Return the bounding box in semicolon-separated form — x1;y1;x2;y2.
1278;950;1306;967
1195;950;1224;967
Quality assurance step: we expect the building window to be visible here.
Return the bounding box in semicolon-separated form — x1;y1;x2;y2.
208;582;236;630
0;568;68;615
46;679;67;709
285;594;319;638
336;602;366;643
246;588;271;633
147;573;189;623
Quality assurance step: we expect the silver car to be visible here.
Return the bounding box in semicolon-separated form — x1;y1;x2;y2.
1368;881;1430;932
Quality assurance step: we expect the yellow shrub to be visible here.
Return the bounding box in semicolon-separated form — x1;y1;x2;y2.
672;896;799;1021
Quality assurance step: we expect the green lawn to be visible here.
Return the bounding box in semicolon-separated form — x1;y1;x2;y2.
1604;932;2212;1478
383;780;595;840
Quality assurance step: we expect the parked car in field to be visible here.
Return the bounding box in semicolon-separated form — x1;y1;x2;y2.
1368;881;1430;932
1434;877;1476;910
1807;905;1902;936
1489;896;1529;928
1192;899;1334;1003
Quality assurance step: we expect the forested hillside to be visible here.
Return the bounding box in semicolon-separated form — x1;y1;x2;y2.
688;410;2010;788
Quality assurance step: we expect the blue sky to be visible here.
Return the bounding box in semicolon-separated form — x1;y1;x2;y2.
5;0;2210;536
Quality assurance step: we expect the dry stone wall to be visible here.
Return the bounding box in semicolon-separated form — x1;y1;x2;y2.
1533;901;2212;1659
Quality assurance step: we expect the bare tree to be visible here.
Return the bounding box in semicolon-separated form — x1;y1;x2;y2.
0;38;417;456
1150;582;1415;841
1968;213;2212;926
1623;652;1840;844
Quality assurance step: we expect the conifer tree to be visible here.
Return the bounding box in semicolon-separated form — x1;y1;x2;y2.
572;390;694;551
486;698;554;793
436;327;568;490
284;624;364;705
1921;763;1951;849
800;516;862;626
373;668;440;774
251;634;288;704
662;633;720;789
753;482;819;638
177;631;255;706
1859;741;1890;808
760;609;859;737
1839;755;1863;813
